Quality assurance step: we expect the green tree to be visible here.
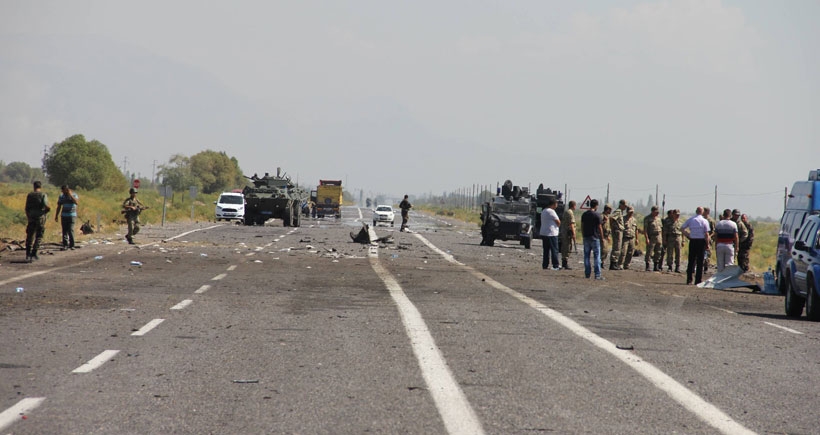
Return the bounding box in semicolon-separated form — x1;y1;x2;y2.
189;150;243;194
0;161;44;183
158;154;196;191
44;134;126;190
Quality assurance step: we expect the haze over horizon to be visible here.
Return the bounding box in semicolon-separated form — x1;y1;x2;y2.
2;0;818;219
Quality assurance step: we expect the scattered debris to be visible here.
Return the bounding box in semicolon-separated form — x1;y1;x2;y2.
232;379;259;384
616;345;634;350
697;265;761;291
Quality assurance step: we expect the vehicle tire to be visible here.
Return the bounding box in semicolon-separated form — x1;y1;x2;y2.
391;221;394;226
806;277;820;321
524;237;531;249
784;271;805;318
777;266;788;295
485;236;495;247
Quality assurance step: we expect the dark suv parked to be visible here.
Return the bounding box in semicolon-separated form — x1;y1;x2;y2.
783;214;820;320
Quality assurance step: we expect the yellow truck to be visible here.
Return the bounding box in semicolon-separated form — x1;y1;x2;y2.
314;180;342;218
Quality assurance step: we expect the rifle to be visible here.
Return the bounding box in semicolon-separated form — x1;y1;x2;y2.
122;206;150;214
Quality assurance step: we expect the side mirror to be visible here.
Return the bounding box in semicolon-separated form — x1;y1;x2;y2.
794;240;807;251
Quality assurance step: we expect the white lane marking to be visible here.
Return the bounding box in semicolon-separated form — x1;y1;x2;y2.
763;322;803;335
370;255;484;435
625;281;645;287
0;258;96;287
131;319;165;336
72;350;120;374
171;299;193;310
246;252;256;256
162;224;222;242
211;273;227;281
707;305;737;315
414;233;755;435
227;265;237;271
195;284;211;294
0;397;46;431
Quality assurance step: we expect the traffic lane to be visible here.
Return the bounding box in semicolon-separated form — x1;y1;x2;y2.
0;239;249;411
377;240;719;434
17;245;444;434
417;229;816;434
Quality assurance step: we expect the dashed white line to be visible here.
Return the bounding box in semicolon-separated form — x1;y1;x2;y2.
211;273;227;281
369;251;484;435
0;397;46;432
227;265;237;271
162;224;222;242
131;319;165;336
763;321;803;335
625;281;645;287
195;284;211;294
707;305;737;315
246;252;256;256
170;299;193;310
414;233;755;435
72;350;120;374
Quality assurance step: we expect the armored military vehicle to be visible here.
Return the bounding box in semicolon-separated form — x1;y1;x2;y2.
242;168;309;227
479;180;536;249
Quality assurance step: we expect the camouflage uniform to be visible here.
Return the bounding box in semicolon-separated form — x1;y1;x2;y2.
122;191;145;244
666;211;682;272
734;211;751;271
620;209;638;269
643;210;663;271
25;184;50;261
601;209;612;262
609;202;626;269
703;212;716;272
559;205;576;269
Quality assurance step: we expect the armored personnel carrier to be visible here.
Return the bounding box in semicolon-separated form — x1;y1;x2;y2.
479;180;536;249
531;183;565;239
242;168;309;227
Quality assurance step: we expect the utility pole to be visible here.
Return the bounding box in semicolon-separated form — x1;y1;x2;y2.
151;160;157;185
122;156;128;175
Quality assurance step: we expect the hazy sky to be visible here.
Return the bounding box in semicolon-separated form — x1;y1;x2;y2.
1;0;818;218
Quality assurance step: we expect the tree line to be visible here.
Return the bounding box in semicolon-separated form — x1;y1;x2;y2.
4;134;245;194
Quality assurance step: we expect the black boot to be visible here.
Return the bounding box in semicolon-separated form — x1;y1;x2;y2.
645;262;651;272
562;259;572;270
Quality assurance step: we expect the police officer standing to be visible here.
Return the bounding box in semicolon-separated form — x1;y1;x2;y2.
559;200;576;270
643;205;663;271
609;199;627;270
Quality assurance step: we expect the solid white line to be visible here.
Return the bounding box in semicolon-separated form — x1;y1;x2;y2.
763;321;803;335
0;397;46;432
246;252;255;256
413;233;755;435
227;265;237;271
170;299;193;310
369;257;484;435
195;284;211;294
131;319;165;336
72;350;120;374
162;224;222;242
211;273;227;281
625;281;645;287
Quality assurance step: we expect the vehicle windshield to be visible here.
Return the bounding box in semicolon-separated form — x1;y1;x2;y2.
219;195;244;205
376;206;392;212
492;198;530;214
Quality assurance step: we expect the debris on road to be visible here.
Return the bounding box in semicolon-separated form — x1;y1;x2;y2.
697;265;760;291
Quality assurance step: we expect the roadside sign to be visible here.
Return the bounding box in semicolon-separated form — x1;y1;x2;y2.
580;195;593;210
133;179;140;189
189;186;198;199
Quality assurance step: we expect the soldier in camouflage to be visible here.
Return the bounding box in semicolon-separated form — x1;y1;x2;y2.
601;205;612;263
24;180;51;262
609;199;627;270
122;188;146;244
735;210;753;271
643;205;663;271
620;207;638;269
665;209;683;273
703;207;717;273
559;200;576;270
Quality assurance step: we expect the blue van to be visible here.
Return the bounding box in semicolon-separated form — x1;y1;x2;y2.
776;169;820;293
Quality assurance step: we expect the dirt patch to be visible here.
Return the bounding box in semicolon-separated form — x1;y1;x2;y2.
0;293;121;314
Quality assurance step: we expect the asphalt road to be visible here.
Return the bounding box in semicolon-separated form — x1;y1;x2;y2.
1;207;817;434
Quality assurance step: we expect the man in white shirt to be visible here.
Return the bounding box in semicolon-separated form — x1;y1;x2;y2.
714;209;739;272
681;206;711;285
540;197;561;270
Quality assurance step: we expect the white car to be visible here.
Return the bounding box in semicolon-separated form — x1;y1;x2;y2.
214;192;245;222
373;205;395;227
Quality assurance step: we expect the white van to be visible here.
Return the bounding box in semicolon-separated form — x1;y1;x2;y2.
214;192;245;222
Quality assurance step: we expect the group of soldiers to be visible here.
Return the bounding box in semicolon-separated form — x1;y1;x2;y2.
562;199;755;273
